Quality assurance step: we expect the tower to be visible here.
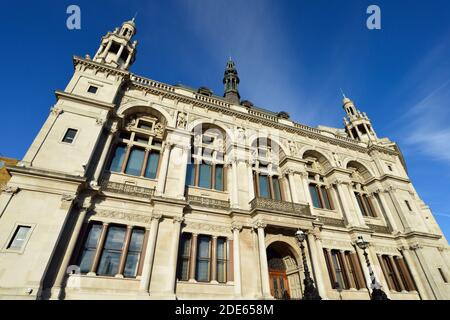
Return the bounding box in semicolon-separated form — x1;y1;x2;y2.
342;96;377;143
93;19;138;70
223;58;240;105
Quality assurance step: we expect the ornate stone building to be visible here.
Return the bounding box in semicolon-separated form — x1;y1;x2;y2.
0;20;449;300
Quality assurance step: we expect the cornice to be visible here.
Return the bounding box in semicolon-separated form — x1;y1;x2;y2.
55;91;115;111
7;165;86;184
73;56;130;77
127;74;399;158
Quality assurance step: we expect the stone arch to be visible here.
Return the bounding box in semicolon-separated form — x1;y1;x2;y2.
187;119;234;142
265;236;304;300
300;149;333;172
117;102;174;127
345;160;374;181
247;133;290;156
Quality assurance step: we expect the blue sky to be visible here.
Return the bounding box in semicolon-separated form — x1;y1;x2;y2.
0;1;449;239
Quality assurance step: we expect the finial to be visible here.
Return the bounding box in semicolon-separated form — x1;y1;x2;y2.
132;12;138;22
340;88;346;99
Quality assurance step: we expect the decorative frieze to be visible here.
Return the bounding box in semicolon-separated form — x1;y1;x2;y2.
89;209;153;224
187;195;230;209
367;224;391;234
317;216;346;228
183;220;231;235
250;197;311;216
100;180;155;198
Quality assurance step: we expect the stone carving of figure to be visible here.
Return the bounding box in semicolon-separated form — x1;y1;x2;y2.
126;116;136;129
332;152;342;167
194;134;202;146
215;137;224;151
288;140;298;156
236;127;245;144
154;122;164;136
177;112;187;129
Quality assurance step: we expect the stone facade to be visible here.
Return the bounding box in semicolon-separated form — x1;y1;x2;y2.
0;20;449;300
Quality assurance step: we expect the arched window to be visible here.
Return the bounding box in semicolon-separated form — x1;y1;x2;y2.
107;113;165;179
252;138;284;201
347;161;377;218
304;150;334;210
186;125;227;191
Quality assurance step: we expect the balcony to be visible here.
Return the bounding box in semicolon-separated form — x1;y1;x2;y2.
250;197;311;217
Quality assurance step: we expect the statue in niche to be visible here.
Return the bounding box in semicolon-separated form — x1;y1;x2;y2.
215;137;224;151
288;140;298;156
236;127;245;144
332;152;342;167
126;116;136;129
176;112;187;129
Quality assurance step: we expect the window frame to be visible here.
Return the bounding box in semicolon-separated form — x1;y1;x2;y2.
61;128;79;145
106;115;164;180
3;223;35;253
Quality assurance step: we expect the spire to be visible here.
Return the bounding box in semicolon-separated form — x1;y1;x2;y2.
93;19;138;70
223;58;240;105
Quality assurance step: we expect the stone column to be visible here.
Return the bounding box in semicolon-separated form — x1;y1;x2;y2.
400;247;429;299
254;221;271;298
231;224;242;297
231;159;239;207
333;181;358;227
155;142;172;195
287;170;299;203
139;214;162;292
189;233;198;282
410;243;439;299
306;230;327;298
211;236;218;283
100;41;113;59
163;216;184;296
0;186;19;220
92;123;118;184
376;190;399;232
51;206;88;299
247;161;255;202
176;146;190;198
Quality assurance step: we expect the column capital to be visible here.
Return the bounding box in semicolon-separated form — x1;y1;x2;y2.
231;223;243;232
61;193;77;203
50;107;63;116
253;220;266;229
151;212;163;220
410;242;423;250
173;216;184;224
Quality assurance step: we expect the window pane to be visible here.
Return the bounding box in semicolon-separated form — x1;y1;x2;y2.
79;224;102;273
196;236;210;282
109;145;126;172
197;261;209;281
62;128;77;143
272;177;282;200
8;226;31;250
186;162;196;186
144;151;160;179
217;238;226;259
215;165;224;190
363;196;375;217
217;261;226;283
128;229;144;252
180;259;190;281
309;185;321;208
125;148;145;176
199;163;212;189
177;234;191;281
198;236;210;259
320;187;332;210
355;193;367;216
97;226;126;276
124;253;140;278
259;174;270;198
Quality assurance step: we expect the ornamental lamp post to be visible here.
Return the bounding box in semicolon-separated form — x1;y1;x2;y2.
295;230;322;300
355;236;389;300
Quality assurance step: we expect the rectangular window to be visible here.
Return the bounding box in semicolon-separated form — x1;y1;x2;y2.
108;144;126;172
258;174;270;198
272;177;282;200
97;226;126;276
62;128;78;144
320;186;332;210
125;147;145;176
144;151;160;179
216;238;227;283
215;164;224;191
7;226;31;250
137;121;153;131
196;236;211;282
363;196;376;217
123;228;145;278
198;163;212;189
438;268;448;283
87;85;98;94
177;233;192;281
309;184;321;208
405;200;412;212
331;250;347;290
355;192;368;216
381;255;402;291
78;223;102;273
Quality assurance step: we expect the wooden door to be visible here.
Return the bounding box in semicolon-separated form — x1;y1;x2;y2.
269;270;291;299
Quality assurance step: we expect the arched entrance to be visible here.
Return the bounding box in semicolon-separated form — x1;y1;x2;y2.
267;241;303;299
